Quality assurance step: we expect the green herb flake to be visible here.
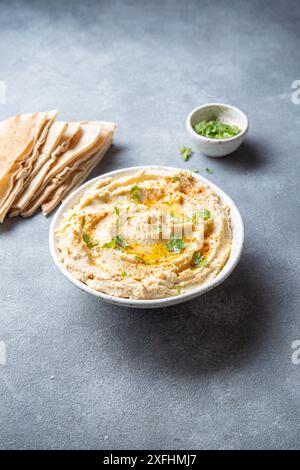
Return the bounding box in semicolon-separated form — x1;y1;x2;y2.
192;252;208;267
152;225;161;234
176;285;183;295
114;205;120;216
130;184;141;202
82;233;99;249
180;146;193;162
83;233;91;244
121;271;130;278
192;213;197;225
192;209;211;225
194;119;240;140
205;167;214;175
199;209;211;220
172;176;180;182
102;239;117;249
192;169;199;174
134;255;148;265
115;235;130;249
166;236;185;253
102;235;131;250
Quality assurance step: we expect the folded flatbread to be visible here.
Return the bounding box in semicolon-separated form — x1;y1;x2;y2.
41;133;114;215
0;110;116;222
0;110;58;222
20;122;116;217
10;121;79;215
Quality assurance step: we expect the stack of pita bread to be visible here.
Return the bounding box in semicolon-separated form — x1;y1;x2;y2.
0;110;116;223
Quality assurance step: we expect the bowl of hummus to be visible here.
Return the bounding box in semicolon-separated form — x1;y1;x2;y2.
49;166;244;308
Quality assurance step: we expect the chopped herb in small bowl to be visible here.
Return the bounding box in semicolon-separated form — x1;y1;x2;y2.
194;119;240;140
186;103;248;157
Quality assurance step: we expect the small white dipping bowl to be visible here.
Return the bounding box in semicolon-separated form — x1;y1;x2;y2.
186;103;249;157
49;166;244;309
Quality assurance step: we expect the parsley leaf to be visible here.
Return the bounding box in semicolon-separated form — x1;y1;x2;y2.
192;252;205;265
205;167;214;175
121;271;130;278
115;235;130;249
180;146;193;162
114;205;120;216
194;120;240;139
102;235;130;250
172;176;180;182
166;236;185;253
102;239;117;249
82;233;99;249
192;252;208;267
134;255;148;264
130;185;141;202
192;209;210;225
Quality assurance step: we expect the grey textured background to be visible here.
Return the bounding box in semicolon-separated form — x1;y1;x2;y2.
0;0;299;450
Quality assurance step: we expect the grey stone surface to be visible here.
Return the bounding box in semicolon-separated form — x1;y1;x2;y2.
0;0;300;450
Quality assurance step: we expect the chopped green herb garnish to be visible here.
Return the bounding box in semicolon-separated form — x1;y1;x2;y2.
192;252;207;267
83;233;90;244
102;239;117;249
192;169;199;173
176;285;183;294
115;235;130;249
130;184;141;202
180;146;193;162
198;209;211;220
114;205;120;216
205;167;214;175
166;236;185;253
173;176;180;182
194;119;240;139
121;271;130;278
192;209;211;225
134;255;148;264
102;235;130;250
83;233;99;249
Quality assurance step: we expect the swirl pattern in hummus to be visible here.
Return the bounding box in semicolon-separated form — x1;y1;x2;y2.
56;170;232;299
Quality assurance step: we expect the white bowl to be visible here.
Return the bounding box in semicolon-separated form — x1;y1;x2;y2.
186;103;249;157
49;166;244;309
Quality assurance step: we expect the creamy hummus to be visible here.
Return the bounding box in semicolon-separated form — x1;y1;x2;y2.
56;170;232;299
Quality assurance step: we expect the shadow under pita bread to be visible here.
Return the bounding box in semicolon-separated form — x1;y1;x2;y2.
0;213;22;232
88;144;127;181
85;254;270;377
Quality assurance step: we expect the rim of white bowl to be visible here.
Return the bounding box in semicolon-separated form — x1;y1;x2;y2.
186;102;249;143
49;166;244;308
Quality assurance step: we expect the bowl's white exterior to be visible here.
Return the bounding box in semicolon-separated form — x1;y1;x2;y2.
49;166;244;309
186;103;249;157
